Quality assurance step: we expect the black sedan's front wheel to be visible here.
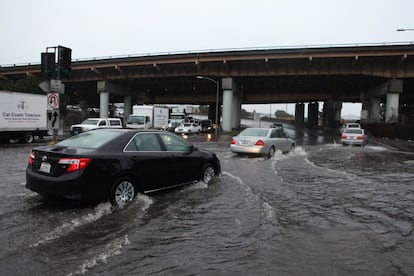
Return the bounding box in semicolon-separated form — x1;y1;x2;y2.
201;164;216;185
110;177;137;207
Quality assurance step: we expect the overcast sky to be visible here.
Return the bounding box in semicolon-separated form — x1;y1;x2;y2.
2;0;414;115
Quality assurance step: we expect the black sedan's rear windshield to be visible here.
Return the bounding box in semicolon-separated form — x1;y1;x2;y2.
57;130;123;149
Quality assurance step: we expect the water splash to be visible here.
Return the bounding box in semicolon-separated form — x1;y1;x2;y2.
68;235;130;275
31;202;113;247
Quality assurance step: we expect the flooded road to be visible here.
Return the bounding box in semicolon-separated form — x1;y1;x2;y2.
0;132;413;275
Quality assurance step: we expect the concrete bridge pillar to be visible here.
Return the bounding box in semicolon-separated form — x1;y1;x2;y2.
385;79;403;123
386;93;400;123
99;92;109;118
364;97;381;123
232;93;241;129
222;90;233;132
295;103;305;125
208;102;221;126
123;95;132;120
323;100;342;127
361;79;403;123
222;78;235;132
97;81;111;118
307;102;319;127
97;80;134;118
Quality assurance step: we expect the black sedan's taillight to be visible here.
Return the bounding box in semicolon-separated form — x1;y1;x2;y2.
58;158;90;172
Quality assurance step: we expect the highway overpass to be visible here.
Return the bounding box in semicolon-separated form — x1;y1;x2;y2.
1;43;414;131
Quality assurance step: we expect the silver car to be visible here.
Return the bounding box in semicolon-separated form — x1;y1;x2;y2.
230;127;295;157
340;128;369;146
174;123;202;134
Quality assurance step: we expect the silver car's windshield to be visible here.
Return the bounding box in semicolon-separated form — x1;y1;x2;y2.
239;128;268;137
57;130;123;149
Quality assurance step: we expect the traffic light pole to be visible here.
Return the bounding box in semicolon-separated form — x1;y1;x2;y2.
41;45;72;143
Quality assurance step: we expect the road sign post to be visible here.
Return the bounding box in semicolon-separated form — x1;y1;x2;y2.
41;46;71;143
46;92;60;142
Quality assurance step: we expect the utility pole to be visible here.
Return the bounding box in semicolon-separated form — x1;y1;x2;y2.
39;46;72;143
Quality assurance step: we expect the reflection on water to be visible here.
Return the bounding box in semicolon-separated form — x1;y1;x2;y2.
1;136;413;275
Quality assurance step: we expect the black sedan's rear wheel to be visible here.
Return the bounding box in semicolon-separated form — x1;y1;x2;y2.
201;164;216;184
110;177;137;207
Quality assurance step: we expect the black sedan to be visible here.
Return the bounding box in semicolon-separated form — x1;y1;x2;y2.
26;129;221;207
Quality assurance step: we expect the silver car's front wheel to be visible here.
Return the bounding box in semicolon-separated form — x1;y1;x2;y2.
110;177;136;207
202;165;216;184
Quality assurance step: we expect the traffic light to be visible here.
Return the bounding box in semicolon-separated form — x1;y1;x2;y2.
58;46;72;78
41;52;55;79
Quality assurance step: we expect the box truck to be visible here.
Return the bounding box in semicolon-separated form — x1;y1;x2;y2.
126;105;169;129
0;91;48;143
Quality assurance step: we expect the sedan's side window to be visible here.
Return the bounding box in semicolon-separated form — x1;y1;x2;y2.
125;133;161;152
160;133;192;152
271;129;281;138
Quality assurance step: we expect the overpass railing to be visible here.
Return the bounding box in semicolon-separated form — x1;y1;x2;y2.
2;41;414;68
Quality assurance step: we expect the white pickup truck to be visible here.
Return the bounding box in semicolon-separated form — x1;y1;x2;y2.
70;118;123;135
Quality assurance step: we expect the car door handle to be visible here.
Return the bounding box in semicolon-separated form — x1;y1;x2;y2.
130;156;138;161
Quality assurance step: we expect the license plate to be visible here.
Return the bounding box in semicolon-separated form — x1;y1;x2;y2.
39;162;51;173
240;140;249;145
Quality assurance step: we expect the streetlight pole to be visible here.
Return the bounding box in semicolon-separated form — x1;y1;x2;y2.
196;76;219;139
396;28;414;31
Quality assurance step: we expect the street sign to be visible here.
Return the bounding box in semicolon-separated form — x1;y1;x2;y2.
39;80;51;93
47;93;59;110
47;110;60;129
50;79;62;92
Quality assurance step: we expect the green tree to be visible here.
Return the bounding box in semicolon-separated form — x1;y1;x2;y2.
1;75;43;94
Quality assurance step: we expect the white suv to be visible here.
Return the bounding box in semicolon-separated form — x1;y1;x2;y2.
71;118;123;135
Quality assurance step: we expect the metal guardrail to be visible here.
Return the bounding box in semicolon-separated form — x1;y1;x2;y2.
1;41;414;68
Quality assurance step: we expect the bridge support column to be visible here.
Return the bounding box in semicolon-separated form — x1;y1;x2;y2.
79;100;89;120
295;103;305;125
386;93;400;123
97;80;134;119
97;81;111;118
232;93;241;129
323;100;342;127
99;92;109;118
124;95;132;120
222;90;233;132
207;103;221;126
361;79;402;123
307;102;319;127
385;80;403;123
222;78;235;132
362;97;381;123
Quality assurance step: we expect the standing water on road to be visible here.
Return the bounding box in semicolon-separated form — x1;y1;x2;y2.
0;138;413;275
